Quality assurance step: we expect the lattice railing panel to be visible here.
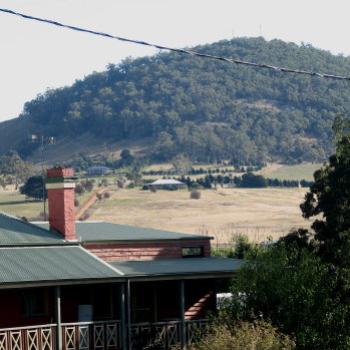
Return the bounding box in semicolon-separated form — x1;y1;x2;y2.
41;328;53;350
27;330;39;350
0;332;8;350
61;321;120;350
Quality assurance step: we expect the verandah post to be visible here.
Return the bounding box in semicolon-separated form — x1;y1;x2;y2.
127;280;132;350
180;280;186;349
119;283;127;350
54;286;62;350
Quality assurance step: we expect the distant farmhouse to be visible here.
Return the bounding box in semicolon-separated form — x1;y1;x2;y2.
148;178;187;190
87;165;111;176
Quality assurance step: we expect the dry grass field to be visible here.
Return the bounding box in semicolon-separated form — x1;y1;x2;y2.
0;190;92;220
0;191;43;218
90;187;311;244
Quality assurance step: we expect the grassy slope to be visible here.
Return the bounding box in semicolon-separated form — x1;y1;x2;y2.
263;163;322;181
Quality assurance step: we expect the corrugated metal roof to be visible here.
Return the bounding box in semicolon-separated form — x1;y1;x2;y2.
109;257;243;278
150;179;185;186
0;213;65;246
35;222;210;242
0;246;121;286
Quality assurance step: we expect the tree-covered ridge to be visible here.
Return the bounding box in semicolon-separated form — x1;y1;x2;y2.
19;37;350;164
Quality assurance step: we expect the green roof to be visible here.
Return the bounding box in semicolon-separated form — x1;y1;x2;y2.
0;246;121;287
109;257;243;278
0;213;65;246
35;222;210;243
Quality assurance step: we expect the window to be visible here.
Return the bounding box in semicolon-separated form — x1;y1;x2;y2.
21;290;48;318
182;247;204;258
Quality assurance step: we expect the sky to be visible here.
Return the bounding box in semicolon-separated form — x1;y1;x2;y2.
1;0;350;121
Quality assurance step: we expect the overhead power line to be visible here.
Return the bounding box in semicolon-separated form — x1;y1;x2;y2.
1;7;350;81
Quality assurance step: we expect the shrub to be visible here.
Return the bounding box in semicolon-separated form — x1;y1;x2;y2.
96;193;103;200
75;183;85;195
190;190;201;199
74;198;80;207
79;212;90;221
187;321;295;350
116;179;125;188
103;191;111;199
82;179;94;192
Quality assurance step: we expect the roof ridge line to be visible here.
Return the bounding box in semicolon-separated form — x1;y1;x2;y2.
0;211;64;239
78;246;125;276
0;244;79;250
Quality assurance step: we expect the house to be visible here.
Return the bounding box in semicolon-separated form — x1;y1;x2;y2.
148;179;187;190
0;167;242;350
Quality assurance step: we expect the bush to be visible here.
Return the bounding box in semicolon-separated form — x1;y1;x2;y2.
79;212;91;221
20;176;46;200
187;321;295;350
74;198;80;207
190;190;201;199
103;191;111;198
212;234;256;259
116;179;125;188
82;179;94;192
75;183;85;195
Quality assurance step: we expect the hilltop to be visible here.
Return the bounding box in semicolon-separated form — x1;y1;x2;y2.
3;37;350;164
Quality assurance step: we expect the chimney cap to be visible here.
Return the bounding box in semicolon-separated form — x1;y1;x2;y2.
47;167;75;179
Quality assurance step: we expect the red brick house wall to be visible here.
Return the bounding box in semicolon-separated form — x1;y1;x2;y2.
83;239;211;261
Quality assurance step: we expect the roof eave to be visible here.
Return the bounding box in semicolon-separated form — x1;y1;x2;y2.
82;236;213;244
0;277;125;290
125;271;238;282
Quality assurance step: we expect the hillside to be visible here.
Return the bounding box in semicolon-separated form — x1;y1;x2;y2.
4;37;350;164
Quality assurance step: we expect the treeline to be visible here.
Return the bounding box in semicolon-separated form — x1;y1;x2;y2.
176;173;313;189
14;37;350;163
142;165;263;176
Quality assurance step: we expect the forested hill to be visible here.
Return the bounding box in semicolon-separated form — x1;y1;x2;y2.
5;37;350;164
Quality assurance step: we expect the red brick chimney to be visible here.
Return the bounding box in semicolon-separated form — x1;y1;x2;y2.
46;167;76;241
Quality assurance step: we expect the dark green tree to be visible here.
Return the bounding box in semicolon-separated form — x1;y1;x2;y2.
233;243;350;349
120;149;134;166
240;173;267;188
300;118;350;266
20;176;46;200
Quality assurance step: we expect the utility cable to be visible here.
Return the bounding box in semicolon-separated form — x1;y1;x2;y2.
1;8;350;81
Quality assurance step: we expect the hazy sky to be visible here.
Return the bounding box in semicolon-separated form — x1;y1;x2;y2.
1;0;350;121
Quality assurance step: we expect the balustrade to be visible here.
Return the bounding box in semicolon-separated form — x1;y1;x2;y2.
0;319;207;350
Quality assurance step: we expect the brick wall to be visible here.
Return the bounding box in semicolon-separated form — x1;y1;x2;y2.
83;239;211;261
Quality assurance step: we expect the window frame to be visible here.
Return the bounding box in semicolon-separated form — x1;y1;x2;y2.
181;246;204;258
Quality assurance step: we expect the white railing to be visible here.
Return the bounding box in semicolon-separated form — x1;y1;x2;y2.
0;324;56;350
61;320;120;350
0;319;208;350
